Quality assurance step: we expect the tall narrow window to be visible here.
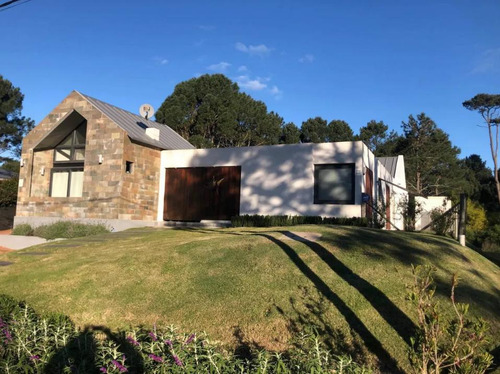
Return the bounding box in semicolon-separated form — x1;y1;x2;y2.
50;121;86;197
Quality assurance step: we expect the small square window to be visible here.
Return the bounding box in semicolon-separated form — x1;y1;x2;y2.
125;161;134;174
314;164;355;204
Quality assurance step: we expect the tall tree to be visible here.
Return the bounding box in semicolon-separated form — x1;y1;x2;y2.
155;74;283;148
358;120;388;153
280;122;301;144
461;154;498;211
327;120;355;142
0;75;34;157
300;117;328;143
399;113;461;196
463;94;500;204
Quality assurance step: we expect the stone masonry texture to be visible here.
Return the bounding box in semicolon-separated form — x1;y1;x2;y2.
16;91;161;221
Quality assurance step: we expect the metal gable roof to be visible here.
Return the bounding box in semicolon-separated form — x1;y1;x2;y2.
76;91;194;150
378;156;398;178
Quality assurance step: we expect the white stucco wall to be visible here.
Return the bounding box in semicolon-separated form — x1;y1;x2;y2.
158;141;378;221
415;196;452;231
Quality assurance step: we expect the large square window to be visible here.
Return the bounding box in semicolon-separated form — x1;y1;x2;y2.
314;164;355;204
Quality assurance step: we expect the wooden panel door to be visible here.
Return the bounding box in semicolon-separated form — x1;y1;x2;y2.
385;186;391;229
164;166;241;221
365;168;373;219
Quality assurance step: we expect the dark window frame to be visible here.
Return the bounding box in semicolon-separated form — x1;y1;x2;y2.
49;167;84;198
314;163;355;205
53;121;87;164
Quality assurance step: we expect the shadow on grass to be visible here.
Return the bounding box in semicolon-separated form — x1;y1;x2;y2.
45;325;144;373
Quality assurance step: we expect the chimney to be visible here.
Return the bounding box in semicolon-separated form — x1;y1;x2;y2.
145;128;160;141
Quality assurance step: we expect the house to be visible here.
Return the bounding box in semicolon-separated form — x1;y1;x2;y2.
15;91;193;230
15;91;408;230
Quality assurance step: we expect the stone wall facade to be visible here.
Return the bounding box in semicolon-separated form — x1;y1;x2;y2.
16;91;160;222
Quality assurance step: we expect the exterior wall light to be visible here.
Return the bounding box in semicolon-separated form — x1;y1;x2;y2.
98;154;104;164
40;167;45;176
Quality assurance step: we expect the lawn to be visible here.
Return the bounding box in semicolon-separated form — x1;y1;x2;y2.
0;225;498;372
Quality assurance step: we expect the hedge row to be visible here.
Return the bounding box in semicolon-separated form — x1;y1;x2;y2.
231;215;369;228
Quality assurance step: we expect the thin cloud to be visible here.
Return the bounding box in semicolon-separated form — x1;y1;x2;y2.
471;48;500;74
238;65;248;72
235;42;272;57
199;25;215;31
270;85;283;99
236;75;267;90
299;54;315;63
207;61;231;72
153;57;169;65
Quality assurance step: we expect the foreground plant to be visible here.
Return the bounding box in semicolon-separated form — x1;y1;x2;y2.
0;294;368;373
407;265;493;374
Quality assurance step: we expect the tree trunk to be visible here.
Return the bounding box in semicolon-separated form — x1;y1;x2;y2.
486;114;500;204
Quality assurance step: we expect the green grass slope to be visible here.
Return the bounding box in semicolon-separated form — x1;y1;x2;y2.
0;226;498;372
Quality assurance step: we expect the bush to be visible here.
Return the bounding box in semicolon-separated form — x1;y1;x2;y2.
231;214;369;228
430;207;454;236
407;265;493;373
33;221;109;240
12;221;109;239
0;294;369;373
0;178;18;207
12;224;34;236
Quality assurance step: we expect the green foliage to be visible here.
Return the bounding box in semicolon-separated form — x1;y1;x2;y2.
407;265;493;374
398;194;422;232
0;75;35;157
155;74;284;148
0;158;20;173
461;154;499;212
398;113;462;196
12;221;109;239
357;120;389;153
481;224;500;253
0;294;368;373
466;199;488;245
279;122;301;144
429;204;454;236
12;223;34;236
327;120;355;142
300;117;329;143
32;221;109;240
231;214;369;227
0;178;18;207
463;93;500;205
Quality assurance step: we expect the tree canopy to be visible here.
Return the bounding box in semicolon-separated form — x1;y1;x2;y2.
463;93;500;204
357;120;388;153
327;120;355;142
155;74;283;148
0;75;34;158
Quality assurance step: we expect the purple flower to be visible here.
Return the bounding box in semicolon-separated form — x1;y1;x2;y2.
172;354;183;367
126;336;139;346
99;368;108;373
30;355;40;361
164;339;173;348
148;332;157;341
3;328;12;342
111;360;128;373
184;333;195;345
148;354;163;363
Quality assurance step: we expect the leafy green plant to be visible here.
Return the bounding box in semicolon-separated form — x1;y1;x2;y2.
398;194;422;232
12;223;34;236
407;265;493;374
231;214;369;228
0;178;18;207
0;294;369;373
430;206;454;236
33;221;109;240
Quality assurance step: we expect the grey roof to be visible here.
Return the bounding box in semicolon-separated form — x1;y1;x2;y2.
77;91;194;150
379;156;398;178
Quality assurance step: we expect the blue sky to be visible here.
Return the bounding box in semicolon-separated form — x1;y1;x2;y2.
2;0;499;167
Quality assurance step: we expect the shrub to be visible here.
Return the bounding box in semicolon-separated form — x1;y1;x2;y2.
33;221;109;240
430;207;454;236
12;224;34;236
231;214;369;228
407;265;493;373
466;199;488;246
0;294;369;373
0;178;18;207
